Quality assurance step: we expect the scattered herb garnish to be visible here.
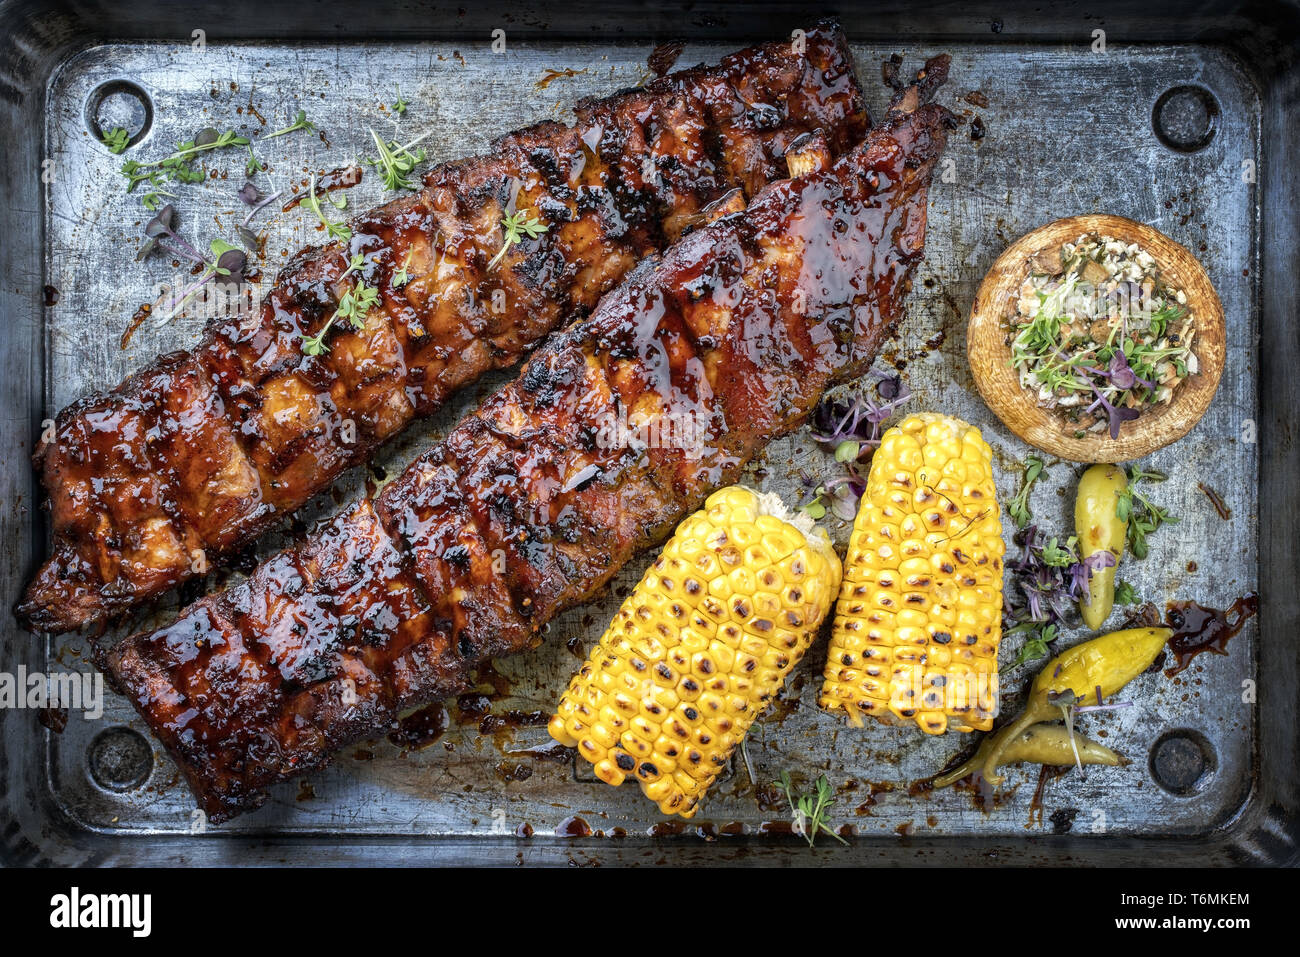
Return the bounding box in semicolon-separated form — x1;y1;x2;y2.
237;182;264;206
1115;466;1179;559
300;173;352;242
1007;455;1045;529
241;185;282;225
1002;525;1115;671
121;127;251;208
301;253;377;356
800;370;912;520
155;238;247;325
777;772;848;848
244;144;264;178
265;109;316;140
488;209;549;271
1114;580;1138;605
391;250;414;289
136;204;206;266
1007;622;1060;671
101;126;131;154
797;489;828;520
366;128;432;192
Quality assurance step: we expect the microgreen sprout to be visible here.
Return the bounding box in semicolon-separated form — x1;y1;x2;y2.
301;253;378;356
1115;466;1178;559
1001;526;1116;671
797;487;828;520
300;173;352;242
391;86;410;116
154;238;247;325
778;772;848;848
265;109;316;140
1007;455;1045;529
244;144;263;178
802;370;912;520
137;204;206;266
240;183;283;228
392;250;414;289
101;126;131;154
366;128;432;192
1114;580;1138;605
120;127;250;207
488;209;549;271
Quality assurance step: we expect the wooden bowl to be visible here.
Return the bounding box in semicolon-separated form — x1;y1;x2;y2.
967;214;1225;462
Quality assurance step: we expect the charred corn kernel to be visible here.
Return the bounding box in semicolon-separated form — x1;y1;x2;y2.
819;413;1005;735
549;485;841;818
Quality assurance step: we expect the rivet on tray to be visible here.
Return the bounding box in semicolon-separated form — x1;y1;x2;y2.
1151;85;1219;153
85;80;153;150
87;726;154;792
1148;728;1217;795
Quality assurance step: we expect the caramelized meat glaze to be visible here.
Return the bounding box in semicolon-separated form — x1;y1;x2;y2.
101;57;953;822
19;23;867;634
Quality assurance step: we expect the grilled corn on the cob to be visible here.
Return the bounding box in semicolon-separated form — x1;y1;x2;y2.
819;413;1004;734
549;485;841;817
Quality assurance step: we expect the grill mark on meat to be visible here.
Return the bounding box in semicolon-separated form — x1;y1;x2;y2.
17;23;867;635
101;56;953;823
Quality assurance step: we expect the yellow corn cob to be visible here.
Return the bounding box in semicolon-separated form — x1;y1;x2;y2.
819;413;1004;735
549;485;841;818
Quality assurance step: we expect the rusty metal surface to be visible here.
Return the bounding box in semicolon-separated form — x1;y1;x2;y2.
31;37;1259;847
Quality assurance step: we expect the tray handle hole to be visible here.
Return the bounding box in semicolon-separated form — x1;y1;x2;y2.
1148;728;1217;795
86;80;153;151
87;726;154;792
1152;85;1219;153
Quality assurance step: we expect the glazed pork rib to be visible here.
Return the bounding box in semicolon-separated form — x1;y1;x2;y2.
102;58;953;822
18;23;867;635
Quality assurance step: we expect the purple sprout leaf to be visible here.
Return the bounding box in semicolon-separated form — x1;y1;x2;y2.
144;203;177;238
1105;349;1155;392
237;181;264;206
137;203;211;268
1087;387;1141;439
215;248;247;283
1070;549;1117;603
823;477;866;521
876;372;902;401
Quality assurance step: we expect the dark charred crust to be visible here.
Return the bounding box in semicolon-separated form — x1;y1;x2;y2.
18;24;867;637
95;43;950;824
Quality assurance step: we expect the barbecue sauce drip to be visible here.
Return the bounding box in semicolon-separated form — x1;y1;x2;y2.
1027;764;1069;827
387;702;450;750
1164;593;1258;677
281;164;363;210
555;815;591;837
120;302;151;348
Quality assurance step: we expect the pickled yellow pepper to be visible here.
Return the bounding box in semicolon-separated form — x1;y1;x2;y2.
1075;464;1128;630
976;626;1171;785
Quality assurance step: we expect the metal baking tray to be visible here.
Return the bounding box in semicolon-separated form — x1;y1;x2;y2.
2;0;1296;866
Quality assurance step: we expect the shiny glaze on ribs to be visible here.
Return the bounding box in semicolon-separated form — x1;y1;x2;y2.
103;58;953;821
18;23;867;635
